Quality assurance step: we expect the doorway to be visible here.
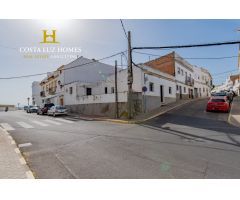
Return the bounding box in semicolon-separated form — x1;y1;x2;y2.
179;86;182;99
160;85;164;102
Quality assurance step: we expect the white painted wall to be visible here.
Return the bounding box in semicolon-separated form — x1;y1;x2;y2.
64;57;115;85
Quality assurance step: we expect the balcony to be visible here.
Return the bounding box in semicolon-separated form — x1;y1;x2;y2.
40;91;45;97
185;77;194;86
48;88;56;95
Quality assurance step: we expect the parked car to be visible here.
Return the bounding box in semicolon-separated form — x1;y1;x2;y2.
26;105;33;113
37;103;55;115
206;96;230;113
23;106;28;111
28;106;39;113
47;105;67;117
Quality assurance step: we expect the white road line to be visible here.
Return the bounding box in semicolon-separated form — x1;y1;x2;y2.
31;120;49;127
19;157;26;165
44;119;61;125
0;123;15;131
26;171;35;179
54;118;74;124
18;143;32;148
17;122;34;129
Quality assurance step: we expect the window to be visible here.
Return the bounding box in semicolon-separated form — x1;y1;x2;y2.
69;87;73;94
111;87;115;93
149;82;154;92
184;87;186;93
169;87;172;94
203;88;205;92
105;87;108;94
185;72;187;78
86;88;92;96
181;69;183;75
176;85;179;91
177;67;180;74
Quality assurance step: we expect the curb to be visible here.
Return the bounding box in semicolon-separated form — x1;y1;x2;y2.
228;98;240;128
0;127;35;179
77;98;201;124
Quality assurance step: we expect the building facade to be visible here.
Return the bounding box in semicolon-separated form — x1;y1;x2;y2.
32;52;212;118
145;52;212;99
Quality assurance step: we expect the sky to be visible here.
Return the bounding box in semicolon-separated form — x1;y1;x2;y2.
0;19;240;106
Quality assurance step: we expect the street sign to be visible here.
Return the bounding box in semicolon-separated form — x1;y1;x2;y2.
142;86;147;92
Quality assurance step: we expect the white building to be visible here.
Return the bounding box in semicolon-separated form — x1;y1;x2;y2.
214;73;240;95
193;66;212;98
64;64;176;116
144;52;212;99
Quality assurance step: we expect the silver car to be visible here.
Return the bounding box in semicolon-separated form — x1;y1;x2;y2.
47;105;67;117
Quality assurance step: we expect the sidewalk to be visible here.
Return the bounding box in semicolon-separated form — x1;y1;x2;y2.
68;98;200;124
229;96;240;128
0;127;34;179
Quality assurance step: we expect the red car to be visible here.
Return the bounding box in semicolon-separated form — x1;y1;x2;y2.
206;96;230;113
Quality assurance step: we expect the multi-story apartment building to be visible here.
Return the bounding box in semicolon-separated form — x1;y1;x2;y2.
145;52;195;99
193;66;212;97
39;65;64;106
145;52;212;99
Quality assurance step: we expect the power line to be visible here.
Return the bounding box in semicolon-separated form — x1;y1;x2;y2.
133;50;239;60
120;19;128;39
132;40;240;50
0;50;127;80
212;69;239;76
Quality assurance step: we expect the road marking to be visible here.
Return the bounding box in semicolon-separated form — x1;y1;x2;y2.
232;115;240;123
18;143;32;148
54;118;74;124
26;171;35;179
44;119;61;125
31;120;49;127
17;122;34;129
19;157;26;165
0;123;15;131
14;148;21;154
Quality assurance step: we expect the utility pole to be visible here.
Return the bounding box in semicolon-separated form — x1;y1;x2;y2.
115;60;119;118
127;31;133;119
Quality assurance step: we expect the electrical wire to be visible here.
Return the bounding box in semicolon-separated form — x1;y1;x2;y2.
132;40;240;50
120;19;128;39
133;50;239;60
0;50;127;80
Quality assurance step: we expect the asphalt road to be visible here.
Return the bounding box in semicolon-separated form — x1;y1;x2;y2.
1;98;240;178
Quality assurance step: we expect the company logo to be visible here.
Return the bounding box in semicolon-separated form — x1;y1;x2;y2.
40;30;59;44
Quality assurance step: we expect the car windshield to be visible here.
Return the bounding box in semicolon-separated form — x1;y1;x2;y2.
211;99;225;102
55;106;66;109
215;93;226;96
46;104;54;108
